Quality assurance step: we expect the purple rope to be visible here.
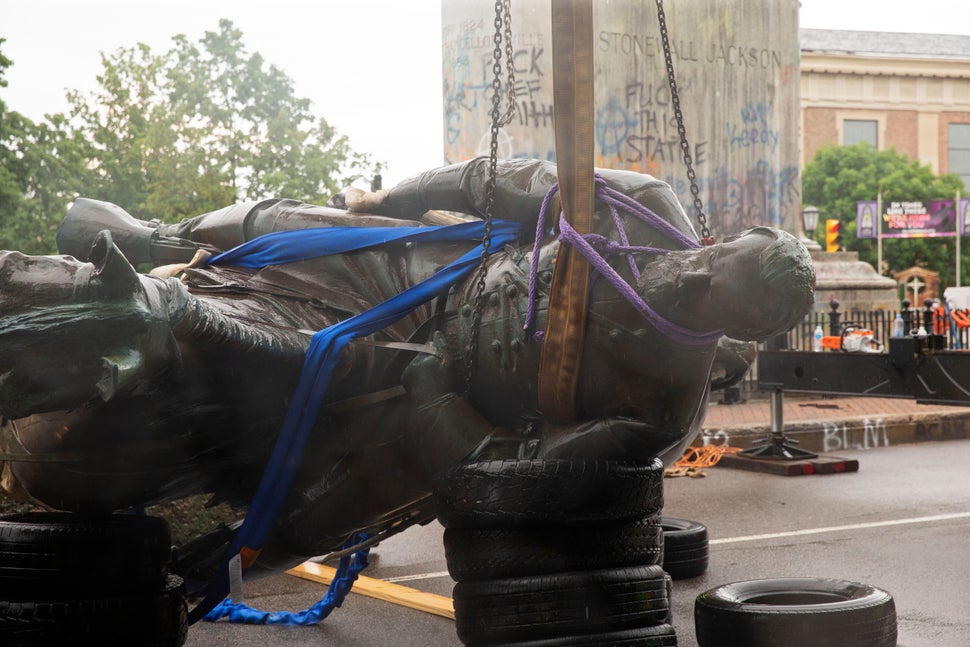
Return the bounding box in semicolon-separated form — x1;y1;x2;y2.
522;179;723;346
605;202;640;281
581;233;672;258
593;176;701;251
557;216;723;346
523;183;560;339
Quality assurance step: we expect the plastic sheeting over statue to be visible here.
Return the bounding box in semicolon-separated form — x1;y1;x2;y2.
0;158;814;573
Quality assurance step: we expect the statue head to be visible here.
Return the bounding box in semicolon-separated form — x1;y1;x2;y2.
638;226;816;342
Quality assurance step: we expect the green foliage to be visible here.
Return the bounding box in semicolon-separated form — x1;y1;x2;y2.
1;21;381;255
66;19;379;223
0;39;25;237
802;143;967;287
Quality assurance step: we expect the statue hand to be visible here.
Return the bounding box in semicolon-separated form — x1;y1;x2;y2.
402;331;457;403
342;187;389;213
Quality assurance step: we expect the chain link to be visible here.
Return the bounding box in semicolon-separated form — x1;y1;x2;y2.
465;0;516;394
655;0;711;242
500;0;518;126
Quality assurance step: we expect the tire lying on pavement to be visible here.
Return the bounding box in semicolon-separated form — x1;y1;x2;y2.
436;458;664;529
453;565;670;645
443;515;664;582
694;577;897;647
660;517;708;580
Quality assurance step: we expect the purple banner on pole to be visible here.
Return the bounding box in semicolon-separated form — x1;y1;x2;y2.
960;198;970;236
857;199;970;239
856;201;879;238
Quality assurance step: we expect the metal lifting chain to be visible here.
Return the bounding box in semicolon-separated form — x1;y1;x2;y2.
655;0;713;243
465;0;517;394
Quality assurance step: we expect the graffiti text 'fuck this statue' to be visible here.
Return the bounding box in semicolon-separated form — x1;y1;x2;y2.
0;158;815;576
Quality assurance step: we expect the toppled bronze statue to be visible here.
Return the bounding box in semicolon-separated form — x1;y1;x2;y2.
0;158;814;574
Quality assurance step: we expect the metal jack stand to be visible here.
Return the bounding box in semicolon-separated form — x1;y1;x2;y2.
740;390;818;460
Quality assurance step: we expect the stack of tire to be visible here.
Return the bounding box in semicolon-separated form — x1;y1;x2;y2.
0;512;187;647
658;517;709;582
436;458;678;646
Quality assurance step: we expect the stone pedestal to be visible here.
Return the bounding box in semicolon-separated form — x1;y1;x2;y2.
811;250;899;313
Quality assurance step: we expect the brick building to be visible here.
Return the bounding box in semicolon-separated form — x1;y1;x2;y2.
800;29;970;189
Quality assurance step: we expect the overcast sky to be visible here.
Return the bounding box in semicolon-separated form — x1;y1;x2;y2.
2;0;969;186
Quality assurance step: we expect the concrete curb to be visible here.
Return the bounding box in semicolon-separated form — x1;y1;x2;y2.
699;403;970;454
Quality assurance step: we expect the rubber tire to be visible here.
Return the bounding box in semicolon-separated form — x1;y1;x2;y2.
661;517;708;580
502;623;678;646
694;577;897;647
0;512;172;598
443;515;663;582
0;573;188;647
436;459;664;529
453;565;669;645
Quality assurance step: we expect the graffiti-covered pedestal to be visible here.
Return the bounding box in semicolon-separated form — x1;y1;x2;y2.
441;0;802;234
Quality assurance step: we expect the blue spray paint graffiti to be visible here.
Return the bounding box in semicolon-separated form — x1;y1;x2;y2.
595;99;638;157
726;101;781;153
665;161;800;231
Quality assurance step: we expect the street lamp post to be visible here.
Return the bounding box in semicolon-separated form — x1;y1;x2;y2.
801;205;821;251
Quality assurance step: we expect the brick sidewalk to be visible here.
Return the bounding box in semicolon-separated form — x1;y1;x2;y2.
700;395;970;452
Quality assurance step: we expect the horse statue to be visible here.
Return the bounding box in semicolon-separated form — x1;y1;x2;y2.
0;158;815;578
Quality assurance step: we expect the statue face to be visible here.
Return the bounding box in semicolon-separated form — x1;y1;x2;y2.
0;234;174;418
705;230;779;338
639;227;815;342
709;227;814;340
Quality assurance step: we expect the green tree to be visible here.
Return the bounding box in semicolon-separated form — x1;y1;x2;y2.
67;19;379;223
0;39;23;220
802;143;966;287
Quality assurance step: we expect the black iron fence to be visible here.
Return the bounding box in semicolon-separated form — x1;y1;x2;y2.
786;308;895;352
730;300;970;400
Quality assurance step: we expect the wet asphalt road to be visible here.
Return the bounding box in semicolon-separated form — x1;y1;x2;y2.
186;439;970;647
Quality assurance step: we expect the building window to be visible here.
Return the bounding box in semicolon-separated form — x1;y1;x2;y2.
949;124;970;191
843;119;878;147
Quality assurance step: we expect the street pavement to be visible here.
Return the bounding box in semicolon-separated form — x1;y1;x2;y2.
185;397;970;647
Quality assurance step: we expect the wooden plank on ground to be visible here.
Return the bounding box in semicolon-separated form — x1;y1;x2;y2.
286;561;455;620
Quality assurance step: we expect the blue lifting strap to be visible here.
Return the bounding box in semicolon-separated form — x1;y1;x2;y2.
190;219;522;624
203;531;371;625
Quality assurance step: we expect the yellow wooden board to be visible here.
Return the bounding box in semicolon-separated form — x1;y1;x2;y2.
286;561;455;620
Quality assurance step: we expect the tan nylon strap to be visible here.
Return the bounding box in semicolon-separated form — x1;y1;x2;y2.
538;0;595;423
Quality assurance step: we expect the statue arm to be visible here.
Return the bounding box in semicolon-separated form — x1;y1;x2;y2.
594;167;700;243
371;157;560;225
370;158;698;243
58;160;695;265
